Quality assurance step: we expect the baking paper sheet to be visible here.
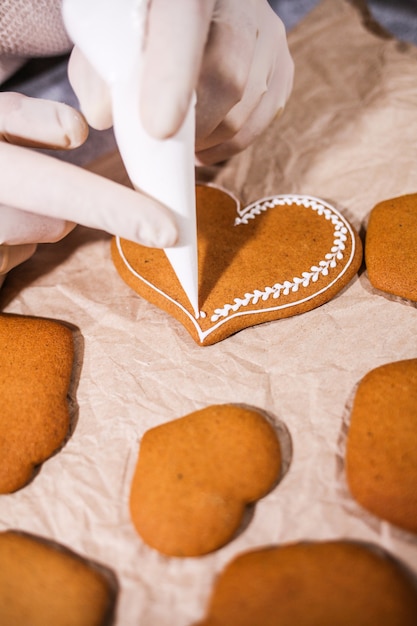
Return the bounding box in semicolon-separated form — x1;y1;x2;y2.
1;1;417;624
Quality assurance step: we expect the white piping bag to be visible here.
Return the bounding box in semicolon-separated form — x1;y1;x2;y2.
63;0;199;318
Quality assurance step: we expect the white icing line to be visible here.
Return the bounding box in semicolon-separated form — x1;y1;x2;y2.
116;194;357;343
115;237;206;341
213;196;347;321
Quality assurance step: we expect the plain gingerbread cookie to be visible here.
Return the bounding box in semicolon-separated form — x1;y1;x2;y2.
0;313;74;493
112;186;362;345
365;193;417;301
0;530;117;626
130;404;282;556
346;359;417;533
194;540;417;626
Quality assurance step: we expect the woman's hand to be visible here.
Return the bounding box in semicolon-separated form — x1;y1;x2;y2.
0;91;177;285
68;0;294;164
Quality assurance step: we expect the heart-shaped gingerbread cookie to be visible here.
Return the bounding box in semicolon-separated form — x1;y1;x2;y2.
129;404;282;557
112;186;362;346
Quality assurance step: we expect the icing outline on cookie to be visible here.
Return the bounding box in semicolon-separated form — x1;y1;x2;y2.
116;194;356;343
212;196;349;322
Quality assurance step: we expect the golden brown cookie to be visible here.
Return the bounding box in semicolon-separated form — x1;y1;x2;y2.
365;193;417;301
0;313;74;493
346;359;417;533
194;540;417;626
130;404;282;556
0;530;116;626
112;186;362;345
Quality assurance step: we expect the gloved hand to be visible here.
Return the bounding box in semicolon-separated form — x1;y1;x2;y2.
0;91;177;286
68;0;294;165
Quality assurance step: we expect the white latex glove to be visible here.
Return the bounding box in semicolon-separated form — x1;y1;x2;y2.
68;0;294;165
0;91;177;286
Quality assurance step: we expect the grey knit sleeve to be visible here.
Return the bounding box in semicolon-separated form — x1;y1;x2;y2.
0;0;72;83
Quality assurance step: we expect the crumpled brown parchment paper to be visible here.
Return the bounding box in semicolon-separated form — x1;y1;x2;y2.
1;1;417;624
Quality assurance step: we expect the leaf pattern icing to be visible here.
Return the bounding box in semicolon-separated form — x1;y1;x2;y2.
211;195;349;322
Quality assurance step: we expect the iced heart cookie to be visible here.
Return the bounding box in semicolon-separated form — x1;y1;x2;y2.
346;359;417;534
0;313;74;493
194;540;417;626
130;404;282;556
0;530;116;626
112;186;362;346
365;193;417;301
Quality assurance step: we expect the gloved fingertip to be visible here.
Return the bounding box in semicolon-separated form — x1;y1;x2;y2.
158;221;179;248
68;46;113;132
127;194;179;248
134;217;178;249
140;92;187;140
57;106;89;148
83;108;113;132
71;111;89;146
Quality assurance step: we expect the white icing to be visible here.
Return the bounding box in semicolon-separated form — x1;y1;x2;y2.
212;196;348;322
116;194;357;343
